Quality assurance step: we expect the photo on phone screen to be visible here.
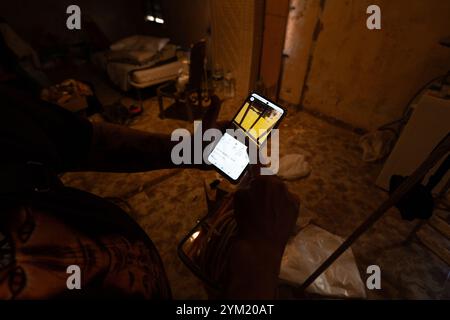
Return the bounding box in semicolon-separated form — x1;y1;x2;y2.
207;93;285;182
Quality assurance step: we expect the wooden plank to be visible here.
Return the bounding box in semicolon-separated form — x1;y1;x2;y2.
429;215;450;239
279;0;321;103
259;12;289;99
417;224;450;266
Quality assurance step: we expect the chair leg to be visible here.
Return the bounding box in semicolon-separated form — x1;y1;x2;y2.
185;96;194;122
158;92;165;119
136;88;143;110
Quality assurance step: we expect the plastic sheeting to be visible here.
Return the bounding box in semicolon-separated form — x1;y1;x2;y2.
359;130;396;162
280;224;367;298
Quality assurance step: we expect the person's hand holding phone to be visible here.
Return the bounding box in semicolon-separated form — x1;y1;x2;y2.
207;93;285;183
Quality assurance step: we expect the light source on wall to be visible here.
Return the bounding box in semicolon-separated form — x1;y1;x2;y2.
145;0;164;24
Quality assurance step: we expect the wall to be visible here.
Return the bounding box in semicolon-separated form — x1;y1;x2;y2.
259;0;289;100
279;0;321;104
161;0;210;47
209;0;263;100
281;0;450;130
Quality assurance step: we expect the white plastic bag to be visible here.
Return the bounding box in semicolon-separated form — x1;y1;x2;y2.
271;153;311;180
280;224;367;298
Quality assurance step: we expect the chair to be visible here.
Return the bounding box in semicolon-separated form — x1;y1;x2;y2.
157;39;211;121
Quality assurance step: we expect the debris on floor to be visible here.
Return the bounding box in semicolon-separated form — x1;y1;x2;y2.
276;153;311;180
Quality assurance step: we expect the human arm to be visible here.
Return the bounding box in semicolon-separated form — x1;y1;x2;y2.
224;175;300;299
82;96;222;172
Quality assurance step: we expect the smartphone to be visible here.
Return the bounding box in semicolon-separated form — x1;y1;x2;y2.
207;92;286;183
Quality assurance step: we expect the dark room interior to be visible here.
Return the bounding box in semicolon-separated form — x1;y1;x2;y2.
0;0;449;305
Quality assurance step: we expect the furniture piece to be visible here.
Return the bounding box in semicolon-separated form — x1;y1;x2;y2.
130;59;183;109
376;89;450;194
157;39;211;121
91;38;181;92
402;154;450;267
404;207;450;266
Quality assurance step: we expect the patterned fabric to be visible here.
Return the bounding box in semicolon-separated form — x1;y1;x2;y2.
0;85;171;299
0;197;171;299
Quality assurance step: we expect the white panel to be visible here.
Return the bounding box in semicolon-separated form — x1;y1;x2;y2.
376;94;450;193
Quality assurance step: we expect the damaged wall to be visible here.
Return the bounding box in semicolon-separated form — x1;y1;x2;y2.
259;0;289;100
280;0;322;104
281;0;450;130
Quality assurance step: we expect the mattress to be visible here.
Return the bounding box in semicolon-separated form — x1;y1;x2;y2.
130;60;183;87
91;43;180;91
